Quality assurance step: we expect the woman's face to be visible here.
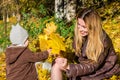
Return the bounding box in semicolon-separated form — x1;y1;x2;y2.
77;18;88;37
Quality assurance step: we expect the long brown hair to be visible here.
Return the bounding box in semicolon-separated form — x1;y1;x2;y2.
74;8;104;62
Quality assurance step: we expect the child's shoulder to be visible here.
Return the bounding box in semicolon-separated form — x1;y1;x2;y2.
7;44;26;48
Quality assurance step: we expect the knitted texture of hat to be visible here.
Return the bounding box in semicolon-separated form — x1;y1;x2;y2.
10;23;28;45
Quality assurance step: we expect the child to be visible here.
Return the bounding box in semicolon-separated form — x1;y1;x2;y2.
5;23;51;80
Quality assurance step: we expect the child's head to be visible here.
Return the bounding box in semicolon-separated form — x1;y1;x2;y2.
10;23;28;45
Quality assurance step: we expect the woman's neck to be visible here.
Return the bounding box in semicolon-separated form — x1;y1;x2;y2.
82;36;87;43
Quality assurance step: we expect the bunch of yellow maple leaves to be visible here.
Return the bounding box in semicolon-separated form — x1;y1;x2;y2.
38;21;66;62
36;21;67;80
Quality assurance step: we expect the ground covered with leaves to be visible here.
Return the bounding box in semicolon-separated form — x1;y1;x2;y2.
0;15;120;80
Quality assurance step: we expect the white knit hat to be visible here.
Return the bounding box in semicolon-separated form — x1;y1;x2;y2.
10;23;28;45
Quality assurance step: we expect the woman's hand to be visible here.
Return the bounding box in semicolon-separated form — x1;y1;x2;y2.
51;57;68;80
55;57;68;71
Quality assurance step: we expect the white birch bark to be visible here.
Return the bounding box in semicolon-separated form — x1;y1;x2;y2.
66;0;76;22
55;0;64;19
55;0;76;22
7;12;9;22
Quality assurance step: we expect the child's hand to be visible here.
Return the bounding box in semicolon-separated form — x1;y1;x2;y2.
47;49;52;54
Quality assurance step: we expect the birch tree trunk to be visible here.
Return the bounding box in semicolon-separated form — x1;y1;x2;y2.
55;0;64;20
66;0;76;22
2;0;7;37
55;0;76;22
16;0;21;22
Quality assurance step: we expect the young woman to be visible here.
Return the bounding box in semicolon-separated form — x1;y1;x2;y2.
51;8;120;80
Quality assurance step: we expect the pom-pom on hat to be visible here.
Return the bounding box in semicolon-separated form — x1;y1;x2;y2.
10;23;28;45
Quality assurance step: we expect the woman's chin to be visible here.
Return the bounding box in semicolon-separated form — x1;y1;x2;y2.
81;34;87;37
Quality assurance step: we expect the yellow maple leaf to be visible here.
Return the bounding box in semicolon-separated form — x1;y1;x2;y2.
38;34;49;51
44;21;57;35
47;33;66;54
38;22;66;60
38;33;66;55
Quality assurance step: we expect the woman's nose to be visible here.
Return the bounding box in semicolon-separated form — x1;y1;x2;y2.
78;26;83;31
